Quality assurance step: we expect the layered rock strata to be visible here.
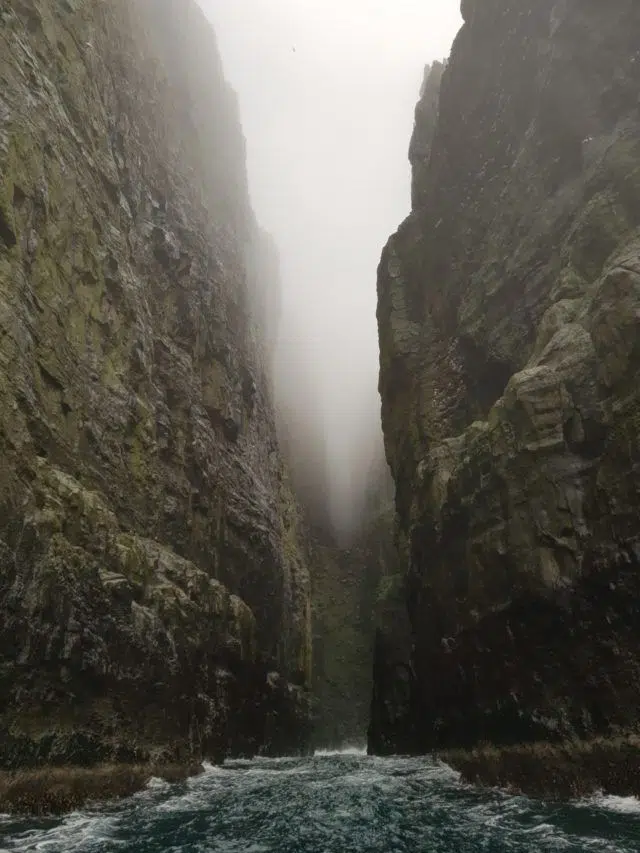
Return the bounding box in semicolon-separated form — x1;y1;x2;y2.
0;0;311;769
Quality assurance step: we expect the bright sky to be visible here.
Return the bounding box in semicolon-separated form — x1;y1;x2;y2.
199;1;463;530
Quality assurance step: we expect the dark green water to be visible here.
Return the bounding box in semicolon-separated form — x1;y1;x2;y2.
1;751;639;852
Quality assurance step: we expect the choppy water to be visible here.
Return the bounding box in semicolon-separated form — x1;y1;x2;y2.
1;751;639;852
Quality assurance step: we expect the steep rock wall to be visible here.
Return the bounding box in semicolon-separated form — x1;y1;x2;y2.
367;526;413;756
0;0;311;768
373;0;640;757
311;507;395;748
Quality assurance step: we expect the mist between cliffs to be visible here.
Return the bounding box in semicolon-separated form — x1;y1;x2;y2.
203;1;463;539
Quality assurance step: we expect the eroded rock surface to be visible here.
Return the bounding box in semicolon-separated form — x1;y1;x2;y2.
0;0;311;768
372;0;640;759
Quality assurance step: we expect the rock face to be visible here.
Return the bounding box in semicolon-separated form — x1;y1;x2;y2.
311;505;394;747
307;451;396;748
367;530;414;756
0;0;311;769
373;0;640;757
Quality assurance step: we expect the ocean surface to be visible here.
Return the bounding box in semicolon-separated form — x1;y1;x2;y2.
1;750;639;852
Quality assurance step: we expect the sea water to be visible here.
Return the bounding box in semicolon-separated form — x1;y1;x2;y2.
1;751;638;852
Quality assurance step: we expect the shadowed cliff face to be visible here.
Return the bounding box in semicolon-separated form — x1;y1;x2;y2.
0;0;311;768
372;0;640;758
311;458;396;748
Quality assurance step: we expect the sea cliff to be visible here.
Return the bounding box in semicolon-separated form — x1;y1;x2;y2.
371;0;640;794
0;0;311;777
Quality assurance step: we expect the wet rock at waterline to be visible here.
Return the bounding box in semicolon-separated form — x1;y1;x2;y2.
0;0;311;770
372;0;640;783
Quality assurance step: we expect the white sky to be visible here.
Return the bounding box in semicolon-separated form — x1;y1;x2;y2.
200;0;463;529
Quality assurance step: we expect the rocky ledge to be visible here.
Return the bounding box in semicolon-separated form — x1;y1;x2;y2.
443;735;640;801
0;763;205;816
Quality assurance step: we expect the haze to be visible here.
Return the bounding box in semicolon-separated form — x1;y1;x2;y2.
200;0;463;535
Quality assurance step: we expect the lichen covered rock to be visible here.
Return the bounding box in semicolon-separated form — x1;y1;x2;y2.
0;0;311;768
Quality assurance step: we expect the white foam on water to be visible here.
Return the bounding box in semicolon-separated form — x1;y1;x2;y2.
425;759;462;784
145;776;171;791
184;761;228;786
1;811;121;853
242;765;313;779
181;761;229;787
156;769;229;814
201;760;225;773
586;794;640;815
314;746;367;757
521;822;557;835
154;779;217;814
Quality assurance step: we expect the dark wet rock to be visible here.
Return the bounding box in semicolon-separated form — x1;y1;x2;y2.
312;499;396;748
444;735;640;800
409;61;445;211
0;763;205;816
367;565;417;756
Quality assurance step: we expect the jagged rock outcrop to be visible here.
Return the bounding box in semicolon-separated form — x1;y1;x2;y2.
409;61;445;211
0;0;311;769
373;0;640;766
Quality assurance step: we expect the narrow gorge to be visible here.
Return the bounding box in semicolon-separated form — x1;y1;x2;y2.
1;0;640;833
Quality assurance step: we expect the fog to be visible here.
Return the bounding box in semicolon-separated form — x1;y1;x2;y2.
200;1;462;536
